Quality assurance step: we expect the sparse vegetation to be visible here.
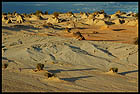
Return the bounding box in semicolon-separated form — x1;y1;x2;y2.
35;10;43;16
109;67;118;73
99;10;105;14
44;11;48;15
134;37;138;45
134;13;138;18
115;10;121;14
53;12;60;18
80;11;84;15
67;11;74;16
65;27;71;33
36;63;44;71
2;12;7;15
3;63;8;69
44;72;56;78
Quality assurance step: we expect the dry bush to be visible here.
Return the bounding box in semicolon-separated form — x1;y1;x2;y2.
134;37;138;45
2;63;8;69
44;72;57;78
44;11;48;15
36;63;44;71
35;10;43;16
109;67;118;73
53;12;60;18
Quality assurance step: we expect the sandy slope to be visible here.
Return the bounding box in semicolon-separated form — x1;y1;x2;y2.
2;27;138;92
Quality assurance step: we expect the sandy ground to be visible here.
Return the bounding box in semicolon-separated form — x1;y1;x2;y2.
2;13;138;92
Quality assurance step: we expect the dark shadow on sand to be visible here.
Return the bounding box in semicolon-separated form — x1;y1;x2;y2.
61;76;94;82
48;68;98;74
90;40;123;41
113;29;126;31
118;70;138;75
2;25;41;32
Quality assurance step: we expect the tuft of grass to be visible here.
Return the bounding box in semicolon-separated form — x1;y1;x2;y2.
109;67;118;73
36;63;44;71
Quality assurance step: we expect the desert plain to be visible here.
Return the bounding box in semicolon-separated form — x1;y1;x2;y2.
2;10;138;92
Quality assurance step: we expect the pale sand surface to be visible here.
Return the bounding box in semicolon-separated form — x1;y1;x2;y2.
2;13;138;92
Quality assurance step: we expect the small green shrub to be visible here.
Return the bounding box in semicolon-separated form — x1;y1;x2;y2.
109;67;118;73
36;63;44;71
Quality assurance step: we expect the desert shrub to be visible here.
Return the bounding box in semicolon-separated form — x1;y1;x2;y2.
36;63;44;71
3;63;8;69
134;37;138;45
121;12;126;14
93;11;100;15
65;27;71;33
13;11;17;15
134;13;138;17
47;22;53;28
53;12;60;18
44;72;56;78
44;11;48;15
109;67;118;73
67;11;73;15
115;10;121;14
80;11;84;15
7;12;12;15
2;12;7;15
35;10;43;16
86;12;90;15
99;9;105;14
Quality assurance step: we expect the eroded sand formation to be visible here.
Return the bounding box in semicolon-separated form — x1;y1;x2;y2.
2;10;138;92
